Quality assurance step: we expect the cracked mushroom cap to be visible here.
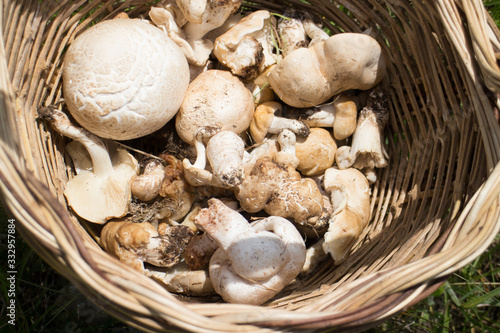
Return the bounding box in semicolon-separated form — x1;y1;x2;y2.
63;18;190;140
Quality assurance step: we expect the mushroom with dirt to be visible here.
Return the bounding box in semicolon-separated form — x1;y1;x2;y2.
295;127;337;176
267;32;386;108
335;87;389;183
213;10;280;80
62;18;190;141
41;108;138;224
234;156;326;231
100;219;194;273
249;101;310;144
175;70;255;188
322;167;371;263
194;198;306;305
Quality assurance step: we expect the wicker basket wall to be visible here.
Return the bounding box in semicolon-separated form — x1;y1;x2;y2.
1;0;500;331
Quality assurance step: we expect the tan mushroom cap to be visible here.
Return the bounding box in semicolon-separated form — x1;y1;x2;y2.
333;93;358;141
249;101;281;143
295;127;337;176
63;18;190;140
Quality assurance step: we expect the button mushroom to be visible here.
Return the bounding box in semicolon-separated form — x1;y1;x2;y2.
40;107;138;224
194;198;306;305
267;32;386;108
322;167;371;263
62;18;190;140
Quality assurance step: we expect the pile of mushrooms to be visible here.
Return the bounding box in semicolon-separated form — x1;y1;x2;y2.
44;3;390;305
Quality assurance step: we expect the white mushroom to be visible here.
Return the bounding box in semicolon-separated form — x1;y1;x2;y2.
41;108;138;224
268;32;386;108
183;130;246;188
175;70;254;145
335;88;389;182
150;0;243;66
277;9;309;57
322;167;371;263
194;198;306;305
214;10;280;80
131;159;166;202
63;18;190;140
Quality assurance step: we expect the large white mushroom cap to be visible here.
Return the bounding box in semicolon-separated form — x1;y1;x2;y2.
63;18;190;140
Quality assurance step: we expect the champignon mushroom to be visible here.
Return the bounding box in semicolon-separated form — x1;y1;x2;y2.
322;167;371;263
235;156;324;226
194;198;306;305
62;18;190;140
175;69;254;145
100;219;194;272
267;32;386;108
40;108;138;224
295;127;337;176
249;101;309;144
335;87;389;182
213;10;280;80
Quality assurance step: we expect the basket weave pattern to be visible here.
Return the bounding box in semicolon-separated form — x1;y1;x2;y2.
1;0;500;331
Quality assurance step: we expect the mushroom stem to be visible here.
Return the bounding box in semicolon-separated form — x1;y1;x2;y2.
274;129;299;168
268;115;310;137
43;108;113;177
298;104;336;127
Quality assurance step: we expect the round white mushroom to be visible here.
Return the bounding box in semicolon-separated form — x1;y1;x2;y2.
63;18;190;140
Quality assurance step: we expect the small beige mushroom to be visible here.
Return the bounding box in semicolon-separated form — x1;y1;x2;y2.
63;18;190;140
41;108;138;224
268;32;386;108
194;198;306;305
322;167;371;263
295;127;337;176
335;87;389;182
131;159;166;202
100;219;194;272
249;101;309;143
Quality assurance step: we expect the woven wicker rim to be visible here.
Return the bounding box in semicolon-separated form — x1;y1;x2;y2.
1;0;500;332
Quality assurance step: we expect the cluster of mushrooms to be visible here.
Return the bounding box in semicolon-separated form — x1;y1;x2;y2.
42;0;389;305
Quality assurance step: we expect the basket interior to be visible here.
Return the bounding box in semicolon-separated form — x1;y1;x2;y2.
2;0;500;331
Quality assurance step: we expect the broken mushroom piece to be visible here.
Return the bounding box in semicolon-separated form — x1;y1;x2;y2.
41;108;138;224
100;219;194;273
268;32;386;107
214;10;279;80
277;9;309;57
63;18;190;140
322;167;371;263
249;101;310;144
195;198;306;305
335;87;389;182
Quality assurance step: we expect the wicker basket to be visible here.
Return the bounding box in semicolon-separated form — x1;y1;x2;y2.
1;0;500;331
